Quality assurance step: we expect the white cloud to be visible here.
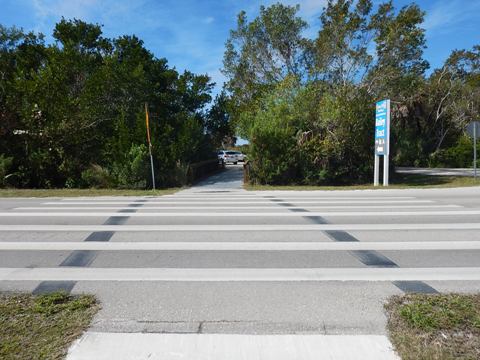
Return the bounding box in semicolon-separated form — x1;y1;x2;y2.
32;0;99;21
30;0;151;34
424;0;480;34
296;0;327;20
26;0;325;91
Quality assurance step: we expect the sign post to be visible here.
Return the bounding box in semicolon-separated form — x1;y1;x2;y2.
467;121;479;180
475;122;477;180
145;103;156;190
374;99;390;186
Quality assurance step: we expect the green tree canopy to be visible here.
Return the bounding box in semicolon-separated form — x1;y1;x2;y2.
0;19;224;188
223;1;479;184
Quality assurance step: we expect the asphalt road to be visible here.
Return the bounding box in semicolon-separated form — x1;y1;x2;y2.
1;164;480;338
396;166;478;177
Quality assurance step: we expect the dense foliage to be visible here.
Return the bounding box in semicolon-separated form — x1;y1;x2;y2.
223;0;480;185
0;19;232;188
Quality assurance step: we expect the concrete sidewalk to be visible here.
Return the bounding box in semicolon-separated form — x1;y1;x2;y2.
66;332;399;360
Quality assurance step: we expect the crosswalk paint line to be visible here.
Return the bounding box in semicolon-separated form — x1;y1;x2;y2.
1;210;479;217
2;241;480;251
45;200;435;205
0;223;479;231
160;196;417;199
60;195;416;200
16;205;462;210
1;267;480;281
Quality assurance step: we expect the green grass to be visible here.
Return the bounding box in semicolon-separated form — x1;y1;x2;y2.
0;188;179;198
385;293;480;360
0;292;99;360
245;174;480;191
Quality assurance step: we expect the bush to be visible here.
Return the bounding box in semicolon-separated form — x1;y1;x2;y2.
243;79;374;185
113;144;149;188
171;161;190;186
0;155;13;188
429;136;478;168
249;126;298;184
81;164;115;188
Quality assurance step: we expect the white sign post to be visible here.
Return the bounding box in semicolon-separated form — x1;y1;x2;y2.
467;121;479;180
374;99;391;186
475;122;477;180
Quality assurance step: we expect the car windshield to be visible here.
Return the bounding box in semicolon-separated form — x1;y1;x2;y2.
226;151;236;155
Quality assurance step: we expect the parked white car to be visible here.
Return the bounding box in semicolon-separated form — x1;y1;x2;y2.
232;151;246;162
217;150;239;164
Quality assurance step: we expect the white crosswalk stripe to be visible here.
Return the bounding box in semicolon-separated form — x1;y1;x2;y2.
2;240;480;251
2;210;479;217
44;199;435;204
1;223;480;231
16;204;461;210
2;267;480;282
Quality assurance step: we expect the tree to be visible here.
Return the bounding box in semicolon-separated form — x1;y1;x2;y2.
0;25;45;157
13;19;112;186
0;20;218;188
394;46;480;166
314;0;373;86
223;3;310;106
222;1;471;185
205;91;235;148
368;1;428;101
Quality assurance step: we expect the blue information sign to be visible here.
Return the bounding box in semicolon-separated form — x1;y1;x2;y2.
375;99;390;155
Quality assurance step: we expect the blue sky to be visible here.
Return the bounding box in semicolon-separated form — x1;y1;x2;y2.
1;0;479;91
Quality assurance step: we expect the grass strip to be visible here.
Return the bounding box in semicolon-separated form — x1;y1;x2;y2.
0;188;179;198
245;174;480;191
385;293;480;360
0;292;99;360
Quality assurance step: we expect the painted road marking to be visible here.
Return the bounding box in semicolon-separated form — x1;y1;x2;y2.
161;196;416;200
16;204;461;210
0;223;479;231
61;195;416;200
1;267;480;281
45;200;435;205
2;241;480;251
66;332;399;360
1;210;478;217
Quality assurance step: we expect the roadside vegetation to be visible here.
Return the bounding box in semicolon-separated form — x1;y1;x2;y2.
245;174;479;190
385;293;480;360
0;292;99;360
223;1;479;186
0;188;178;198
0;20;234;190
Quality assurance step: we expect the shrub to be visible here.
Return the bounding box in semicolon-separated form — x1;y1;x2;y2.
81;164;115;188
0;155;13;188
429;136;478;168
112;144;149;188
170;161;190;186
243;79;374;185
